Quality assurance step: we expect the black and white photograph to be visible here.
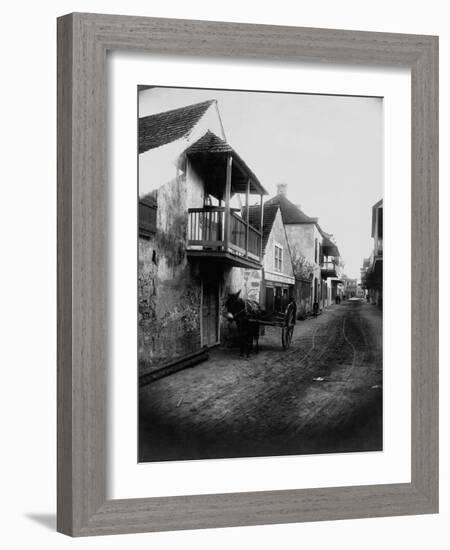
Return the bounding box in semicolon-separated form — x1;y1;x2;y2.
138;85;383;462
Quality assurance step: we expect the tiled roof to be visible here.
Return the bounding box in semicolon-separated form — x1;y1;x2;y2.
185;131;267;195
321;232;340;257
183;130;233;156
321;230;335;249
243;203;280;252
139;100;215;153
265;193;341;257
265;193;315;224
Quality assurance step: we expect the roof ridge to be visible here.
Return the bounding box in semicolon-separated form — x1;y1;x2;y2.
193;129;227;143
184;131;268;196
265;193;316;224
184;129;233;155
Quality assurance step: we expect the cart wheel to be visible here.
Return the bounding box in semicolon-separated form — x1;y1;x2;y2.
282;324;294;349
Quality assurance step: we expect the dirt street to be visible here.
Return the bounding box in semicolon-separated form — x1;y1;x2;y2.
139;300;382;462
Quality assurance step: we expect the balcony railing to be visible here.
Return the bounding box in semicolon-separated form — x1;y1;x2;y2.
374;238;383;257
321;259;339;278
187;207;261;261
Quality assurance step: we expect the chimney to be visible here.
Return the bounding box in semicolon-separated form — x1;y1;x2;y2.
276;183;288;196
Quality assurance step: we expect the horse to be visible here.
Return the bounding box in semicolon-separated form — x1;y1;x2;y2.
224;290;263;358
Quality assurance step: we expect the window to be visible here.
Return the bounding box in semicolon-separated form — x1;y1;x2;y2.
274;245;283;272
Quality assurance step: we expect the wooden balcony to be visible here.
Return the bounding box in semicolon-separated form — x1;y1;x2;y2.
374;238;383;258
187;206;263;269
184;135;267;269
321;259;339;279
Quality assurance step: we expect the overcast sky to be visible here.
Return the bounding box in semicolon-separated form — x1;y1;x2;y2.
139;87;383;280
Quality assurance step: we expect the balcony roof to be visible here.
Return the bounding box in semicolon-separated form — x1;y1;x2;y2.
321;233;340;257
185;131;267;196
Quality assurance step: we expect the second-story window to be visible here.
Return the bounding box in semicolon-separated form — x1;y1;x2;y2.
274;245;283;272
314;238;318;263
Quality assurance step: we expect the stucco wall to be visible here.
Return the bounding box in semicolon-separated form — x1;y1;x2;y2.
285;222;322;308
285;223;322;265
138;173;203;373
185;158;205;209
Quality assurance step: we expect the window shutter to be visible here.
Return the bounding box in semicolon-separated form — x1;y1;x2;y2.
139;198;157;237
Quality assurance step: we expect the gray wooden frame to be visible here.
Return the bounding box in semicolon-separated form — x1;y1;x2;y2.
57;12;438;537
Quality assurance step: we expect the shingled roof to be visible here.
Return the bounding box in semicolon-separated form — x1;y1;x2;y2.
185;131;267;195
184;130;233;156
139;100;216;153
242;203;280;252
321;231;340;257
265;193;341;257
265;193;316;224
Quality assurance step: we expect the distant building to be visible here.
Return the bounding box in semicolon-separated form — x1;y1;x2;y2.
244;203;295;314
266;185;342;315
342;276;358;299
361;199;383;307
320;231;343;306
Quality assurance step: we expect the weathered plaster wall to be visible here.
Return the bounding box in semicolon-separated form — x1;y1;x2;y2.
285;223;321;266
138;236;158;365
285;223;323;307
139;174;203;373
222;266;261;303
294;278;313;317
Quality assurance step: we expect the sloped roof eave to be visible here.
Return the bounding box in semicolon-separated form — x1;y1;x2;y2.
185;130;268;195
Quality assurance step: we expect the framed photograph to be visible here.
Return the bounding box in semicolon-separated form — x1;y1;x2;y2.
57;13;438;536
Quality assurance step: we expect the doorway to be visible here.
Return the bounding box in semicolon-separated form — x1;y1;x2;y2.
201;280;220;346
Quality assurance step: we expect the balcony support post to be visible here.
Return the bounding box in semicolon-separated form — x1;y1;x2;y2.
259;193;264;258
245;179;250;257
223;155;233;252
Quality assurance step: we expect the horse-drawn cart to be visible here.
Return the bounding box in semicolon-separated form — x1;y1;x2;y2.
225;291;297;356
250;302;296;350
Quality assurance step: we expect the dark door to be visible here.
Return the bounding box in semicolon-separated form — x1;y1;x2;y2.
265;286;274;313
274;286;282;312
202;280;219;346
282;288;288;312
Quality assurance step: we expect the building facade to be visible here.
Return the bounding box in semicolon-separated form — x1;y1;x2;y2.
361;199;383;307
265;185;342;315
342;276;358;299
245;203;295;313
138;99;267;372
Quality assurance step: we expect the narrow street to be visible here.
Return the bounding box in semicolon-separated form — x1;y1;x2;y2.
139;300;382;462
